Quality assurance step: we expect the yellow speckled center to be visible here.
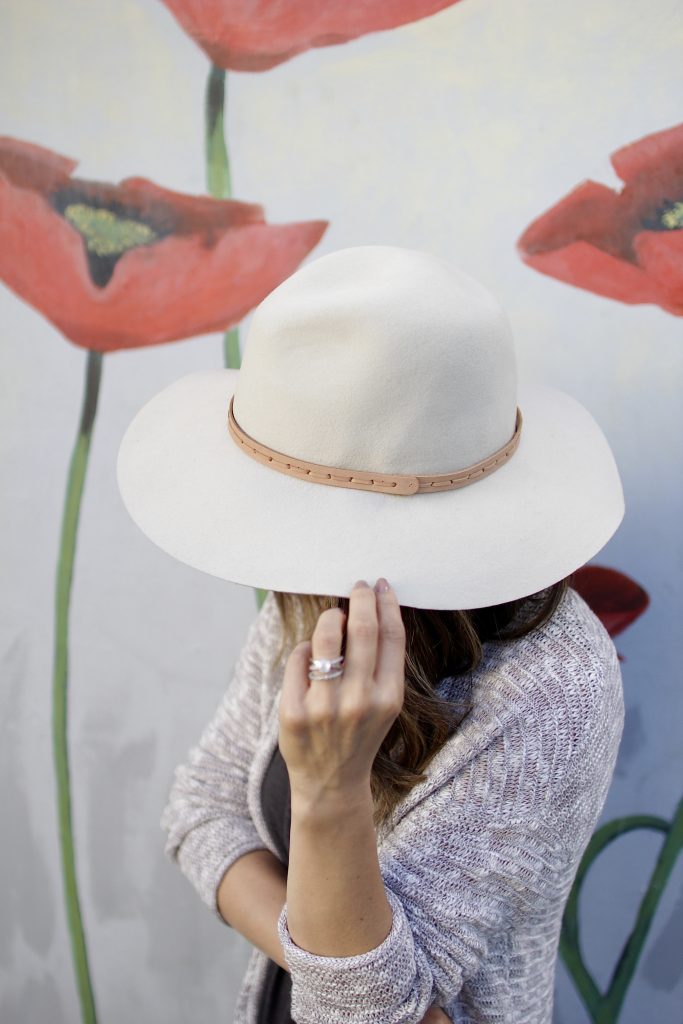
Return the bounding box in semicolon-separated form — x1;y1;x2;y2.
660;201;683;230
64;203;158;255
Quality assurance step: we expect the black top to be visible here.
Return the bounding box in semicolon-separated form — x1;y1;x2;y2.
256;742;294;1024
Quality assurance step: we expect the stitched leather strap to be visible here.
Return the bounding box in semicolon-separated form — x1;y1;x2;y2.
227;395;522;496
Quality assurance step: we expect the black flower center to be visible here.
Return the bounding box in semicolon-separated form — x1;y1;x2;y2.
51;187;170;288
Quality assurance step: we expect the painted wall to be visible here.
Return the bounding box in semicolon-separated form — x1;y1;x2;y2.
1;1;681;1021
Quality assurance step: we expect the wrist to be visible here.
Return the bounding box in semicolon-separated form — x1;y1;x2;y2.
290;777;374;826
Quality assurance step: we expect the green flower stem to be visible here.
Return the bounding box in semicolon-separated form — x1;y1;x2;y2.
204;62;268;613
205;63;232;199
560;798;683;1022
223;324;241;372
204;63;241;374
53;348;103;1024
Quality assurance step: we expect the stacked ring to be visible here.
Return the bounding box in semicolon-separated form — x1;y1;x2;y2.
308;655;345;681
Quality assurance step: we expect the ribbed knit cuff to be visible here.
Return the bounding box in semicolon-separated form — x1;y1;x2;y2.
277;886;423;1022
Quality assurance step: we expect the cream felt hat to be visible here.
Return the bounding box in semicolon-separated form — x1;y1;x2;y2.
116;245;624;610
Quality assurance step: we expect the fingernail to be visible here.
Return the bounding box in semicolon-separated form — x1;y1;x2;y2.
353;579;369;589
375;578;390;593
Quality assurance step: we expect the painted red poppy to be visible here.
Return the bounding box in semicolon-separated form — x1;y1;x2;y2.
517;123;683;316
0;136;327;352
571;565;649;639
159;0;463;72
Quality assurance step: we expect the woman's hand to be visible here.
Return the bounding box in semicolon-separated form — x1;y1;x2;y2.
278;578;406;807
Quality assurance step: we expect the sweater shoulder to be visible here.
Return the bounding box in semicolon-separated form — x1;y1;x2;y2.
480;584;621;725
440;586;624;818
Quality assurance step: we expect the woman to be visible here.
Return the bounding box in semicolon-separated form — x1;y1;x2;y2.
117;245;625;1023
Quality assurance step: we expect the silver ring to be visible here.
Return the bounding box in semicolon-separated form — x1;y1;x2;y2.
308;654;345;681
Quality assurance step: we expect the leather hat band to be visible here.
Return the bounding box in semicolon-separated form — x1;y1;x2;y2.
227;395;522;496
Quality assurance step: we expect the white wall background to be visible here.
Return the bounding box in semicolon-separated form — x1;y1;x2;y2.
1;0;681;1021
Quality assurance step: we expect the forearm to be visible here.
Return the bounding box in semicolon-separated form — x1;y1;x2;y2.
217;848;290;971
286;781;392;957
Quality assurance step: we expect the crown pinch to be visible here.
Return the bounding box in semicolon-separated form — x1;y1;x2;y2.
227;395;522;496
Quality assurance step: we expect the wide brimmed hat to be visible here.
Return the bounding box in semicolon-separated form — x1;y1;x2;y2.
116;245;624;610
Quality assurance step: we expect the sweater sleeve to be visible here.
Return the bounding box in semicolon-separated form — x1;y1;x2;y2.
160;590;281;925
276;749;564;1023
275;632;619;1024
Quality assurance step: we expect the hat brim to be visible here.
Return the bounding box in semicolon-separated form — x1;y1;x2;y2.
116;368;624;609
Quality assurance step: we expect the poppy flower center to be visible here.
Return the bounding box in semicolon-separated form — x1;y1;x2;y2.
64;203;159;256
659;200;683;230
51;188;169;288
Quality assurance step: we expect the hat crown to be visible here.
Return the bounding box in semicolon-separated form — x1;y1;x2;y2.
233;246;518;476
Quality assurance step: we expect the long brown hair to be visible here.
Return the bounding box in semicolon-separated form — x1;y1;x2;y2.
270;576;571;828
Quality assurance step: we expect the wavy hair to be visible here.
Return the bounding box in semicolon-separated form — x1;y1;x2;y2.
270;576;571;828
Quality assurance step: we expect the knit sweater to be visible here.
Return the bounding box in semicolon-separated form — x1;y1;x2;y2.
160;586;624;1024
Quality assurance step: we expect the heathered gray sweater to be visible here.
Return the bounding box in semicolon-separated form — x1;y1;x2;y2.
160;586;624;1023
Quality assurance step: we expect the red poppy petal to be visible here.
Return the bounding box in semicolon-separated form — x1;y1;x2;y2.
571;566;649;638
610;122;683;185
518;124;683;312
46;174;265;237
50;219;327;351
0;169;100;333
0;135;77;193
519;239;660;306
632;230;683;315
87;219;328;351
111;176;265;234
517;180;633;259
161;0;463;71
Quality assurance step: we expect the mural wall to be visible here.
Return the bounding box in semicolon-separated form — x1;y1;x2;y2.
1;1;681;1021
